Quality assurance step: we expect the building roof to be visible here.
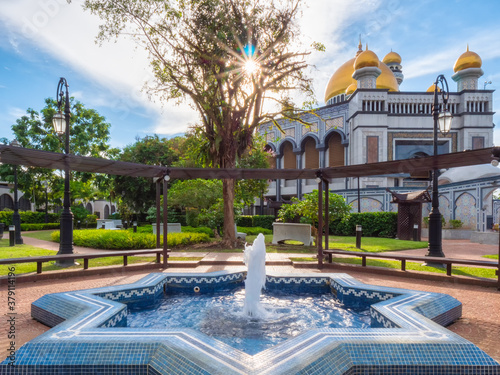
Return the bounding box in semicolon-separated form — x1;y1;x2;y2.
438;164;500;184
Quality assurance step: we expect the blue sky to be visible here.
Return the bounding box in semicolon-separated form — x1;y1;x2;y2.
1;0;500;149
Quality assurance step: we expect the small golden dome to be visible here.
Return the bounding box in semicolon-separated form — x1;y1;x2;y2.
354;46;379;70
383;51;402;65
453;45;482;72
426;84;442;93
324;44;399;102
346;82;357;95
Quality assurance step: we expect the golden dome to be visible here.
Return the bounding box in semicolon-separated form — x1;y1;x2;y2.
354;46;379;70
383;51;402;65
346;82;357;95
426;84;442;93
324;51;399;102
453;45;482;72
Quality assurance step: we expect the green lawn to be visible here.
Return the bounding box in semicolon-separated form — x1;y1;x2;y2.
484;254;499;260
0;239;201;276
22;230;55;241
289;256;498;279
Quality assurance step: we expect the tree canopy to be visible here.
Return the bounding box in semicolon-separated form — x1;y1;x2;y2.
83;0;317;245
0;98;117;210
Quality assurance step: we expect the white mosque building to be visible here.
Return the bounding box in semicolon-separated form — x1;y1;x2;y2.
259;42;499;231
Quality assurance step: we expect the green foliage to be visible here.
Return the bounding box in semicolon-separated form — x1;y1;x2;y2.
252;215;276;230
20;223;60;231
449;219;463;229
185;210;199;227
422;216;445;228
113;135;181;213
182;226;214;238
71;205;91;223
278;190;351;228
1;97;117;208
331;212;398;238
237;226;272;235
51;229;210;250
236;216;253;227
0;211;60;225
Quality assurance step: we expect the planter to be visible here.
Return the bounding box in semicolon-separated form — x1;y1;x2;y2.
272;222;313;245
152;223;182;235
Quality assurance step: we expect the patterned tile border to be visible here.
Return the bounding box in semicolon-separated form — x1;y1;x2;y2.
1;271;499;374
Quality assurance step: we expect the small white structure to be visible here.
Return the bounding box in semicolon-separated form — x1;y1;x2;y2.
272;222;313;245
152;223;182;235
97;219;122;230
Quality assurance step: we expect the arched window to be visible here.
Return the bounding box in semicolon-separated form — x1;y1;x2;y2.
328;133;345;167
304;138;319;169
264;145;276;168
282;142;296;169
19;197;31;211
85;203;93;213
104;205;110;219
0;194;14;210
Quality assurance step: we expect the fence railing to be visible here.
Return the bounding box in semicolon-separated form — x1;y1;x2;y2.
323;249;500;288
0;249;168;274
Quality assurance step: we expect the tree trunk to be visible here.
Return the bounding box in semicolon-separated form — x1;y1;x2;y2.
222;178;237;247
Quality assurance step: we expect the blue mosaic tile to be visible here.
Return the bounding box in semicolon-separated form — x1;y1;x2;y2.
1;271;498;374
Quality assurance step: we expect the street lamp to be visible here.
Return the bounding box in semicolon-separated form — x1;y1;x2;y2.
42;181;49;224
426;74;452;262
52;77;74;267
10;139;23;245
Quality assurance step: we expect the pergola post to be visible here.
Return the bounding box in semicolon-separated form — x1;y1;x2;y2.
155;179;161;248
163;174;169;268
325;179;329;250
317;173;323;268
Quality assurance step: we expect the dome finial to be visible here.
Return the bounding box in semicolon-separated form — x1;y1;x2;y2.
467;44;469;52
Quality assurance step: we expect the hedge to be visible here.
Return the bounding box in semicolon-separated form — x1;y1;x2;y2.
20;223;60;231
330;212;397;238
51;229;210;250
181;226;214;238
236;215;275;230
237;226;272;235
0;211;60;225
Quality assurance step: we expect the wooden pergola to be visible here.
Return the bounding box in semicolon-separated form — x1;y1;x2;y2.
2;144;499;267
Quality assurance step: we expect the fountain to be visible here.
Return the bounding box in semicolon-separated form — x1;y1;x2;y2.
243;233;267;317
2;235;499;374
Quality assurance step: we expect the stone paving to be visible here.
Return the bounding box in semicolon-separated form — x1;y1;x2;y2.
1;237;499;366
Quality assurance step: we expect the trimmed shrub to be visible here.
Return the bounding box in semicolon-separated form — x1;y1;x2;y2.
236;215;253;227
252;215;275;230
449;219;463;229
237;226;272;235
331;212;397;238
182;226;214;238
51;229;210;250
0;211;60;225
21;223;60;231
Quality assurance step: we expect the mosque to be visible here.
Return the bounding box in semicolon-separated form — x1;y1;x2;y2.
259;42;499;231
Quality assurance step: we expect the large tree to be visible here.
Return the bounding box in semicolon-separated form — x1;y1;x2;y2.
83;0;317;245
0;98;117;209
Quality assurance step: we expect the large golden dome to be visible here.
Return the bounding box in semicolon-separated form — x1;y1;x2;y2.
426;83;441;93
453;45;482;72
324;48;399;102
354;47;379;70
383;51;402;65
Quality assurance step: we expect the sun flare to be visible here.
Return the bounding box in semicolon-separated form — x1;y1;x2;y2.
243;58;260;75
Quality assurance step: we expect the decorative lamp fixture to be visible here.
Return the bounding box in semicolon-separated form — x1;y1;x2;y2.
52;111;65;134
438;110;453;135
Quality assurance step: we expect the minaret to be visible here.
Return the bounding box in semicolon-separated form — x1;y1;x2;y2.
451;45;483;91
383;50;404;87
352;45;381;89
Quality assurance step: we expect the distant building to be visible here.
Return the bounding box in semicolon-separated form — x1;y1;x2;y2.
257;42;498;230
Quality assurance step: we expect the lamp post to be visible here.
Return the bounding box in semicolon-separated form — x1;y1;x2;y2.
426;74;453;262
42;181;49;224
52;77;74;267
10;139;23;245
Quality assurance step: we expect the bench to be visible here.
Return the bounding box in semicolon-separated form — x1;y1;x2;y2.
272;222;313;245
